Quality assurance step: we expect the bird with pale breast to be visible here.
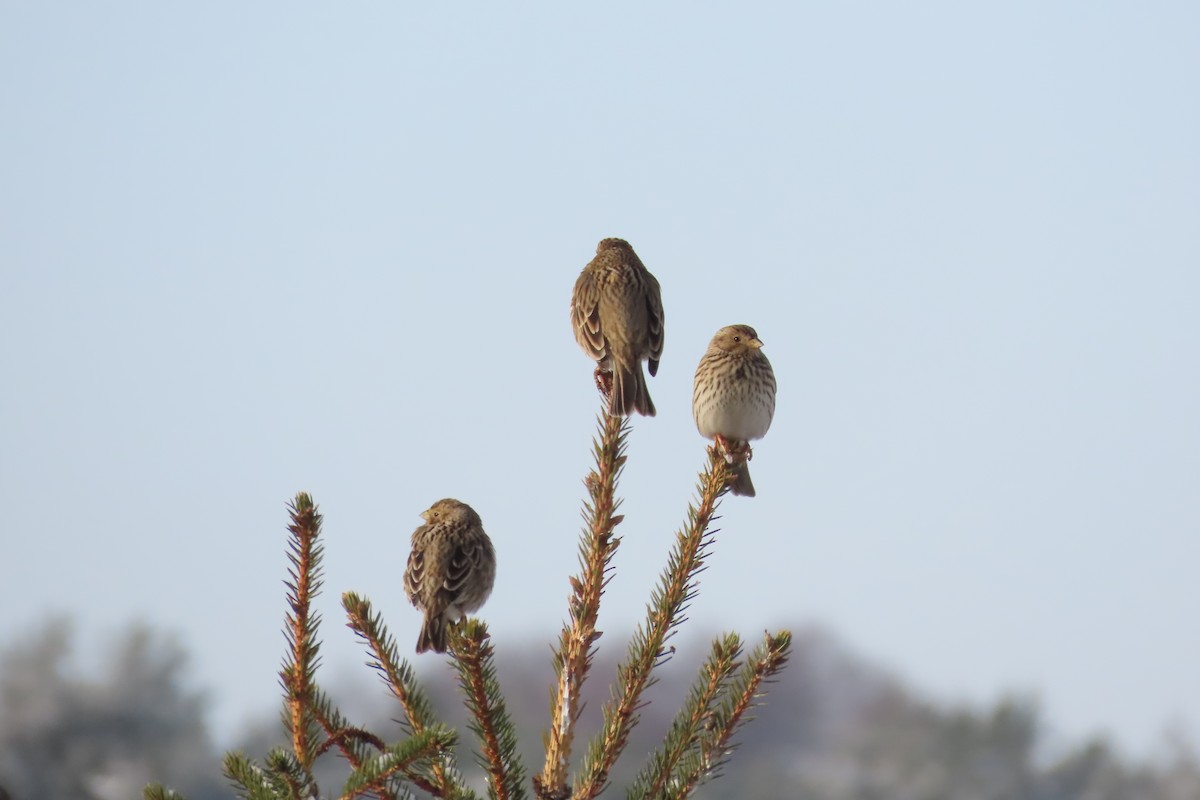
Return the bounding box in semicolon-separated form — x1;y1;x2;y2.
692;324;777;497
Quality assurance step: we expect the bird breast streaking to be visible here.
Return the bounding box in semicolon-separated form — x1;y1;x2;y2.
692;324;776;497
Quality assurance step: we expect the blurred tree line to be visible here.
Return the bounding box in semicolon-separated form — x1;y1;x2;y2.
1;618;1197;800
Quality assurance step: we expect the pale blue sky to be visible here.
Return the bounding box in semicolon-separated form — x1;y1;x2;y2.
1;2;1197;756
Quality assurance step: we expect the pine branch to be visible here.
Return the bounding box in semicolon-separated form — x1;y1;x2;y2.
668;630;793;797
572;446;731;800
624;633;743;800
152;408;797;799
311;685;387;760
340;728;458;800
343;591;474;798
343;592;439;734
280;493;324;780
537;410;630;800
224;750;296;800
265;749;317;800
309;684;405;800
448;620;528;800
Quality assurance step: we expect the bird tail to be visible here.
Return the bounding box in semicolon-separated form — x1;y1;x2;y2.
416;615;447;654
728;462;756;497
610;363;656;417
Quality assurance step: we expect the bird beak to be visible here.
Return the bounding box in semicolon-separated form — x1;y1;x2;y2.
419;510;431;522
750;338;764;349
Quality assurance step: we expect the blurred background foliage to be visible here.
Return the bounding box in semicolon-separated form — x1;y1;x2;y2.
1;618;1195;800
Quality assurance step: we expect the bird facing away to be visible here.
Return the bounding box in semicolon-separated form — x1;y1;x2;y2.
570;237;665;417
692;324;777;497
403;498;497;654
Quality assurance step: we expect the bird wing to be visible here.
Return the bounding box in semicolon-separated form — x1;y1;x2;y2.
571;269;607;360
645;270;665;376
443;536;490;597
403;542;424;605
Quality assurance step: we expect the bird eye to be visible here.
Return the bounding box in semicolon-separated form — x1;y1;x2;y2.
733;336;741;342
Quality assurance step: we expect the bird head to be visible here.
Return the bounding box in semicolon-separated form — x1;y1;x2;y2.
421;498;482;526
710;324;764;354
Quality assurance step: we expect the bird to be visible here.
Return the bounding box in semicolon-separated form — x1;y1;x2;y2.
403;498;497;654
692;324;777;497
570;237;665;416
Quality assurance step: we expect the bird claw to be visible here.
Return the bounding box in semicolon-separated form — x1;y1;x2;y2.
713;435;753;464
593;366;613;398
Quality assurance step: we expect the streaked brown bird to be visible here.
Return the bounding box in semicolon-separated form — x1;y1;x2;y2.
570;237;665;416
692;324;777;497
403;498;497;654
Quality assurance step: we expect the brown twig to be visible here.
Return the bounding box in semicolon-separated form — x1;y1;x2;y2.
281;493;323;773
457;653;507;797
536;409;629;800
343;592;462;798
314;724;385;758
634;634;742;799
449;622;526;800
344;595;427;734
336;728;461;800
670;631;793;797
572;446;730;799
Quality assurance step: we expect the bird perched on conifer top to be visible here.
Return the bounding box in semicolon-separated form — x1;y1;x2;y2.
693;324;776;497
403;498;496;654
570;237;665;417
